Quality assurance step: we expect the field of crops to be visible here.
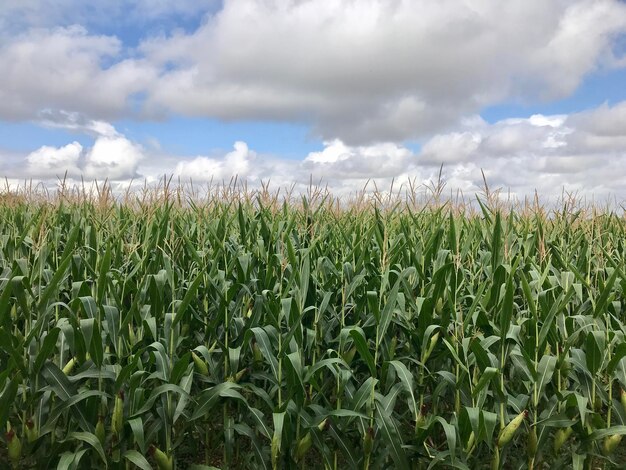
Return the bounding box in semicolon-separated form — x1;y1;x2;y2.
1;191;626;469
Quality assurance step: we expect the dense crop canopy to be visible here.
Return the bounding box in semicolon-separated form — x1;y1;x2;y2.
0;193;625;468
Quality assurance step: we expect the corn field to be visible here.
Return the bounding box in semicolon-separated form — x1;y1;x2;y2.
1;191;626;469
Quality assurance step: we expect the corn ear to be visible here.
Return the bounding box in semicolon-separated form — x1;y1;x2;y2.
5;429;22;463
295;432;312;461
317;418;329;432
25;419;38;443
271;434;280;469
422;332;439;363
342;346;357;365
553;426;573;453
150;445;173;470
111;391;124;436
128;326;136;345
415;405;428;429
390;336;398;358
252;341;263;364
234;367;249;383
192;351;209;376
497;410;527;448
95;416;105;444
603;434;622;455
62;357;76;375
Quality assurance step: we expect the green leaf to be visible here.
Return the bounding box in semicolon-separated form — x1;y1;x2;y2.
131;383;189;417
33;328;60;374
348;327;376;376
173;272;203;327
271;412;285;468
0;379;18;431
251;327;279;380
536;355;557;397
42;362;76;401
375;401;409;470
192;382;242;420
472;367;498;398
38;254;73;314
608;343;626;374
327;420;359;469
433;416;457;464
589;425;626;441
128;417;146;453
480;410;498;448
124;450;153;470
388;360;417;416
585;331;604;375
593;267;619;317
68;431;107;465
56;449;88;470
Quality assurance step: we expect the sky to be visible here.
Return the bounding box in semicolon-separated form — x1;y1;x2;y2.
2;0;626;201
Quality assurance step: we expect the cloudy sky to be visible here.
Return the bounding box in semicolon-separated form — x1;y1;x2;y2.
2;0;626;200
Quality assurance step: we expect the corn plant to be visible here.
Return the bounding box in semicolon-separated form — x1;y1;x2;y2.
0;189;625;469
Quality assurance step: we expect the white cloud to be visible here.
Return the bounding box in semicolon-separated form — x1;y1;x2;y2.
19;121;144;181
174;141;257;181
567;101;626;137
83;136;144;180
161;101;626;199
0;26;156;120
421;133;482;165
8;100;626;200
143;0;626;143
2;1;626;145
25;142;83;178
303;140;414;179
37;110;120;137
411;102;626;198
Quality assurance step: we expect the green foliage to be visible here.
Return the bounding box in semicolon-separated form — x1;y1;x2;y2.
0;195;625;469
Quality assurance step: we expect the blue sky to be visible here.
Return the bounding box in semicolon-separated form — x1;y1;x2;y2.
2;1;626;199
482;67;626;123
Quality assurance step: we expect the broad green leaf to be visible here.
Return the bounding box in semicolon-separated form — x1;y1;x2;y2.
375;401;409;470
124;450;152;470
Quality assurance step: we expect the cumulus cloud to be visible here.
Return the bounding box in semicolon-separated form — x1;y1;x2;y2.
167;100;626;199
174;141;257;182
6;100;626;200
25;142;83;177
2;1;626;144
303;140;414;179
412;103;626;198
37;109;120;137
20;119;144;180
0;26;156;120
83;136;144;180
143;0;626;143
